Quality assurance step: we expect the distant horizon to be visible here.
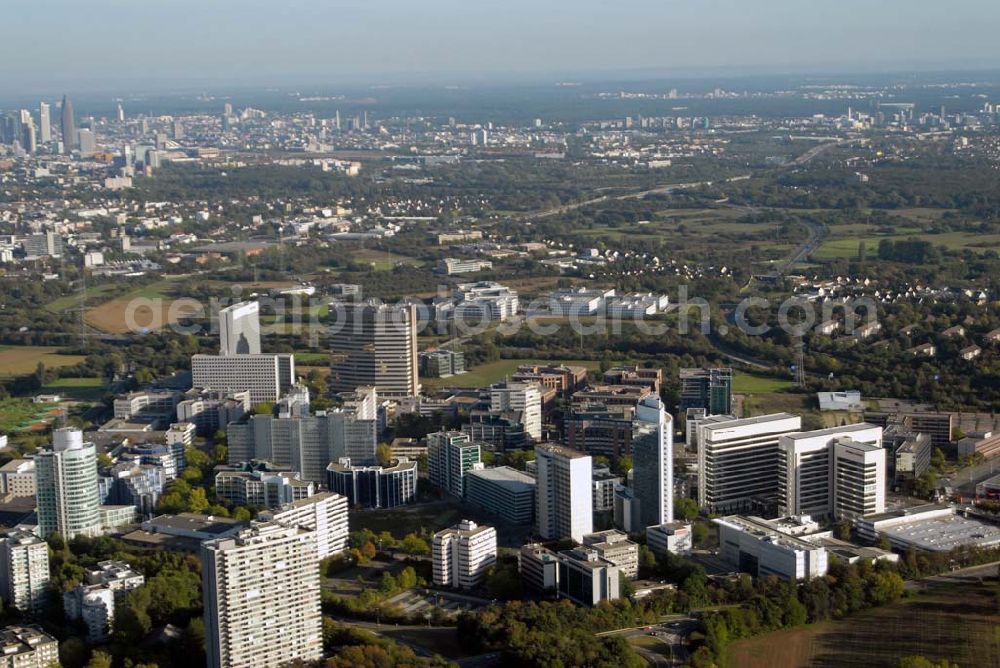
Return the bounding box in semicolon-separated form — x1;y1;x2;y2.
5;0;1000;97
4;62;1000;108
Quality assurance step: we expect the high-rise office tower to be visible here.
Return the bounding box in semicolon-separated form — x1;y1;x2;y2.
490;382;542;441
329;302;419;396
202;523;322;668
630;395;674;529
778;424;883;519
697;413;801;515
218;301;261;356
38;102;51;143
427;431;481;497
833;438;886;520
535;444;593;543
60;95;77;151
21;119;36;154
77;128;96;156
35;428;102;539
0;529;50;615
432;520;497;589
679;368;733;415
116;102;125;123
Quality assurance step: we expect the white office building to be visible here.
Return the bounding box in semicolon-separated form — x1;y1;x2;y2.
0;460;35;499
778;424;883;519
833;438;887;520
432;520;497;589
697;413;802;514
715;515;829;580
202;523;323;668
0;530;50;615
35;428;103;539
491;382;542;441
646;522;693;558
631;395;673;528
582;530;639;579
535;444;593;543
192;354;295;406
218;301;261;356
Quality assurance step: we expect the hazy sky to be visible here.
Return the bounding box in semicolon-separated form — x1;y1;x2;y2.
5;0;1000;91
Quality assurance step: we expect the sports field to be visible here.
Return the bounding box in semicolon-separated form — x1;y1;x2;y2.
727;581;999;668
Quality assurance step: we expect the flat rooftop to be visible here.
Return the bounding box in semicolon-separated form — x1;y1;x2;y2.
881;514;1000;552
467;465;535;492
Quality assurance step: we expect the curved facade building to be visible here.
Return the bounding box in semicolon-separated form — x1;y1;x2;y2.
35;428;102;539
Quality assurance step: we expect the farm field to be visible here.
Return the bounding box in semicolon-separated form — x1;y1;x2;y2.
0;346;86;377
421;357;601;390
727;580;999;668
84;278;203;333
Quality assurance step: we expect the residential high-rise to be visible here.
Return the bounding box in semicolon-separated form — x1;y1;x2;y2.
63;561;144;643
38;103;51;143
329;302;419;396
60;94;76;151
0;626;59;667
490;382;542;441
191;354;295;405
35;428;102;539
778;424;883;519
697;413;802;515
679;368;734;415
432;520;497;589
427;431;481;497
202;523;322;668
0;530;50;615
535;444;593;542
218;301;261;356
630;395;673;529
259;492;349;560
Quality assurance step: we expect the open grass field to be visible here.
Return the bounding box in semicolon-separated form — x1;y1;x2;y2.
84;278;203;333
293;351;329;365
0;398;63;433
732;371;794;394
0;346;86;377
422;357;601;390
727;581;999;668
44;284;120;313
38;377;106;402
352;249;424;271
815;230;1000;260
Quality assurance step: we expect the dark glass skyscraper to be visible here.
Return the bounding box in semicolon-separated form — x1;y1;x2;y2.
60;94;77;150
